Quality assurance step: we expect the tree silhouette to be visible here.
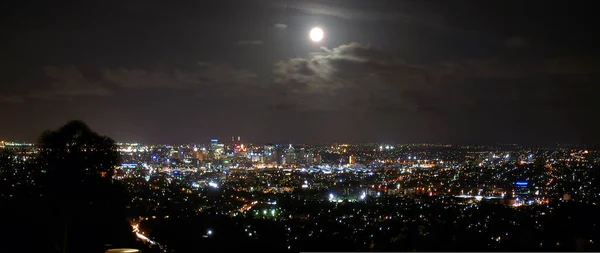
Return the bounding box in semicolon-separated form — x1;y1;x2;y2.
36;120;135;253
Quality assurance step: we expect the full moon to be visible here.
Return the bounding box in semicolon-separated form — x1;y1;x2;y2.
309;27;324;42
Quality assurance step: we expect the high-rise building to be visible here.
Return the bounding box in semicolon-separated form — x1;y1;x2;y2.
314;153;322;164
514;181;530;195
305;151;315;165
264;144;277;164
284;144;296;164
192;147;206;162
210;138;224;160
297;148;306;164
210;138;219;150
349;155;355;165
275;147;283;165
170;149;180;159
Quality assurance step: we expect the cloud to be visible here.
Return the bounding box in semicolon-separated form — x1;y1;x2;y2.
446;56;600;80
271;43;436;111
104;63;258;90
274;23;287;29
197;62;212;68
271;42;600;115
273;1;410;22
237;40;264;46
504;36;531;48
269;0;477;37
1;63;259;103
421;56;600;114
28;66;111;100
0;94;24;103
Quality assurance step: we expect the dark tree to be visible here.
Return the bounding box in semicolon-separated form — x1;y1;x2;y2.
36;120;135;253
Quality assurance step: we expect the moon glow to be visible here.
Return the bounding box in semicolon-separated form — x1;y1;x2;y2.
309;27;324;42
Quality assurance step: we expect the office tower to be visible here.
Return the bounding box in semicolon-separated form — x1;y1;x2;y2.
349;155;355;165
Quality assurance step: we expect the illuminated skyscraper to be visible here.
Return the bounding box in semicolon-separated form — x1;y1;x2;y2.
210;138;224;160
264;144;276;164
211;138;218;150
514;181;530;195
349;155;355;165
284;144;296;164
315;153;322;164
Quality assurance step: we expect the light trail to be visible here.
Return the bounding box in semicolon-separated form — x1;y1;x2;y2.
131;220;168;252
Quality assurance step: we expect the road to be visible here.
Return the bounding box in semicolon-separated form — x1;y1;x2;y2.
130;220;168;252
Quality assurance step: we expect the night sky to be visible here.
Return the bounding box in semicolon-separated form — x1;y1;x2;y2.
1;0;599;144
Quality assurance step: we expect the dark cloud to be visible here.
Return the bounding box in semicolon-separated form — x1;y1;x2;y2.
272;0;412;22
448;56;600;80
504;36;532;48
0;94;24;103
272;43;435;111
38;66;111;98
104;63;258;90
0;64;258;103
2;67;112;102
237;40;264;46
271;42;600;120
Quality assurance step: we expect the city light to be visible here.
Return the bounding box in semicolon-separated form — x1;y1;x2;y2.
4;1;596;251
4;138;596;252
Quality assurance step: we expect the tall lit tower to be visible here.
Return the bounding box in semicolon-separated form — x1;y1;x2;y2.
349;155;355;165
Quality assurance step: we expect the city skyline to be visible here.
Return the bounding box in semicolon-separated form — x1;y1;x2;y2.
2;118;599;252
3;2;600;252
2;137;597;147
2;1;599;144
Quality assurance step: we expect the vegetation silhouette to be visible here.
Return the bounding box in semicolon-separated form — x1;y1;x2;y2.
1;120;137;253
